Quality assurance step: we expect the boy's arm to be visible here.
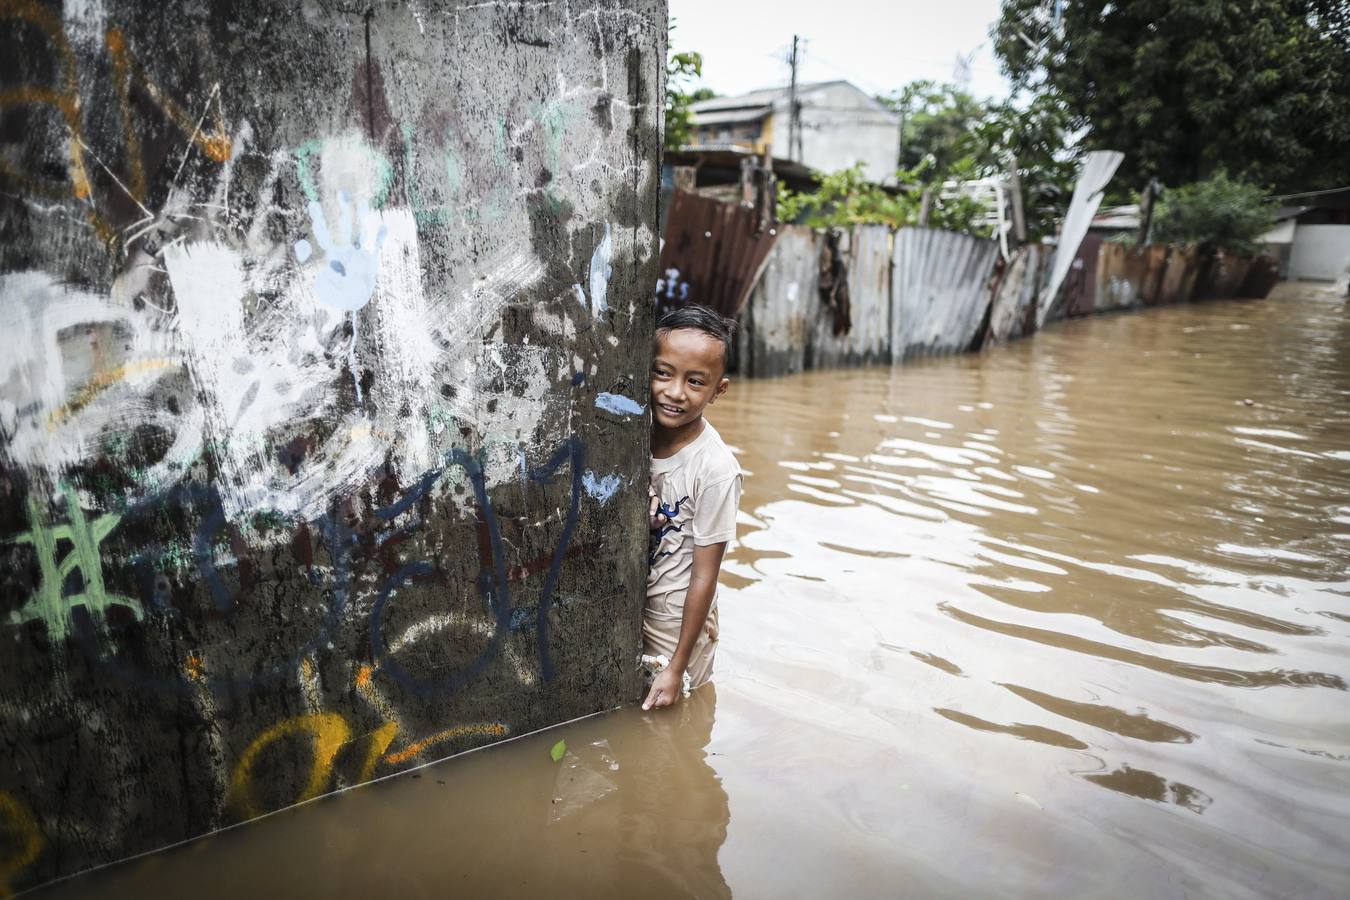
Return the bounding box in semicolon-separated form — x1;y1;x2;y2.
642;540;726;710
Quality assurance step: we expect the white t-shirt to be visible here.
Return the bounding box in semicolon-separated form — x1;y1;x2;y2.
648;420;742;598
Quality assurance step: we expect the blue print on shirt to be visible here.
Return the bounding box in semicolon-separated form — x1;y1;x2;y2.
649;495;690;566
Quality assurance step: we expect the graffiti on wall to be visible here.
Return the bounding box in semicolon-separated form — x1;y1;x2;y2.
0;0;660;891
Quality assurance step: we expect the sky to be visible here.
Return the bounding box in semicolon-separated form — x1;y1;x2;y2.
668;0;1013;103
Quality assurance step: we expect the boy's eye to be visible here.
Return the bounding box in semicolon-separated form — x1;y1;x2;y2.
689;379;704;387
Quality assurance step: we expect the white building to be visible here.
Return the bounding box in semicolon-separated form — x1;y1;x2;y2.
688;81;901;185
1260;188;1350;281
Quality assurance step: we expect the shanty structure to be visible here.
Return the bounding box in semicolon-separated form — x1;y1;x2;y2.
1260;187;1350;281
688;80;900;185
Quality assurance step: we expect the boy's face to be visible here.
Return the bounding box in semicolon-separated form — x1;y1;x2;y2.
650;328;730;430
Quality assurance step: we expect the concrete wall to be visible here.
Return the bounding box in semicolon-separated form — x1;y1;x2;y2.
769;82;900;186
0;0;663;891
1289;224;1350;281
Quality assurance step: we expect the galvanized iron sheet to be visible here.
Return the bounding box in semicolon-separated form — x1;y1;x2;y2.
1156;246;1200;305
891;226;1000;359
1039;150;1123;326
987;244;1048;344
739;225;818;378
1194;252;1253;301
808;225;893;369
657;190;778;319
1064;233;1105;316
1095;243;1168;310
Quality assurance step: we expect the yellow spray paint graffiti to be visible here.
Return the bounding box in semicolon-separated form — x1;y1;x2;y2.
227;713;350;820
0;791;44;899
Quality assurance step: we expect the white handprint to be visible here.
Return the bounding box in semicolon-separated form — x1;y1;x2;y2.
295;190;388;401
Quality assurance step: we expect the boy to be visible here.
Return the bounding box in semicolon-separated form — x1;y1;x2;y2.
642;305;742;710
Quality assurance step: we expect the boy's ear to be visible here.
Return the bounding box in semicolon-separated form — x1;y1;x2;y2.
710;375;731;403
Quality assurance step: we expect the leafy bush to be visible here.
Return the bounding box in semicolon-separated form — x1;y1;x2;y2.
776;160;994;237
1150;171;1274;256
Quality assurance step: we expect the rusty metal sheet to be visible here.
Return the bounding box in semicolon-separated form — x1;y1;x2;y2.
738;225;818;377
892;226;1000;359
1136;245;1170;306
1095;242;1167;310
1040;150;1124;326
1194;252;1253;301
987;244;1046;344
1156;246;1200;305
657;190;778;319
1065;233;1104;316
807;225;892;369
1239;257;1280;298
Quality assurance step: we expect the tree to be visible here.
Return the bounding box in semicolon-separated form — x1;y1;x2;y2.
1150;171;1275;255
880;79;1080;239
880;81;997;173
992;0;1350;192
665;46;706;152
970;90;1081;239
777;161;993;236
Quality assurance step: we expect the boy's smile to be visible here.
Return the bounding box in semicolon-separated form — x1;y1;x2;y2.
650;327;730;434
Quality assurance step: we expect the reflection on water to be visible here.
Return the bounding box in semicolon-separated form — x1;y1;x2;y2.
55;285;1350;898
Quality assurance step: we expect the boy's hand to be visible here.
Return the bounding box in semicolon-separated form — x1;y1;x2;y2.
648;484;669;531
642;666;683;710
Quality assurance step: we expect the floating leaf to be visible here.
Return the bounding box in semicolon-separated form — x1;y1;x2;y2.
550;739;566;762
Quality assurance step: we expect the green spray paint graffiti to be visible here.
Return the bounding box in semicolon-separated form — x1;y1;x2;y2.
7;485;143;646
401;122;463;228
293;136;395;208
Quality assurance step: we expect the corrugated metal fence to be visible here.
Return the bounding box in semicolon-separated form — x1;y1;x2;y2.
892;228;1001;361
664;194;1281;379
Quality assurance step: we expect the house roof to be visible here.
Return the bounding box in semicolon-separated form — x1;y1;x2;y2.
664;146;821;191
690;80;897;122
1267;186;1350;207
689;106;772;127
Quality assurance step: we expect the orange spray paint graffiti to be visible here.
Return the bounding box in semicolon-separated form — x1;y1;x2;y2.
0;5;234;241
227;713;350;820
0;791;44;899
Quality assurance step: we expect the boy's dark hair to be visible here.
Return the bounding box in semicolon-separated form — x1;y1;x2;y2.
655;305;737;375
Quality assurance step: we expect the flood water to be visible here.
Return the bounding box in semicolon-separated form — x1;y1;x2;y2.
53;284;1350;899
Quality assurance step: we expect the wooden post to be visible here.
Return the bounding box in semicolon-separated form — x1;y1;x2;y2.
1137;177;1159;246
1008;155;1027;244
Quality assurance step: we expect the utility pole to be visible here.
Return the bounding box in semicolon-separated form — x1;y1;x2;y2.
787;35;801;163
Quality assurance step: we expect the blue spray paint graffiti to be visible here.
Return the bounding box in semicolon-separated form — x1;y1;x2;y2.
595;392;645;417
582;470;622;503
368;436;585;692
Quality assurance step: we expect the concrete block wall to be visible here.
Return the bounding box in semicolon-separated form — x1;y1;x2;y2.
0;0;663;891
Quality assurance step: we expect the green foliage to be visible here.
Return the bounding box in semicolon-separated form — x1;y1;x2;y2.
992;0;1350;192
970;90;1081;240
776;161;993;237
1150;171;1275;256
664;43;706;152
881;81;998;173
879;80;1080;240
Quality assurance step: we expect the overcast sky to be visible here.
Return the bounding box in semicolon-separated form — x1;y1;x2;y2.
668;0;1013;103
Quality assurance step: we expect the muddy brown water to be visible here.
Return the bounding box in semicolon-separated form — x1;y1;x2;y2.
50;284;1350;898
